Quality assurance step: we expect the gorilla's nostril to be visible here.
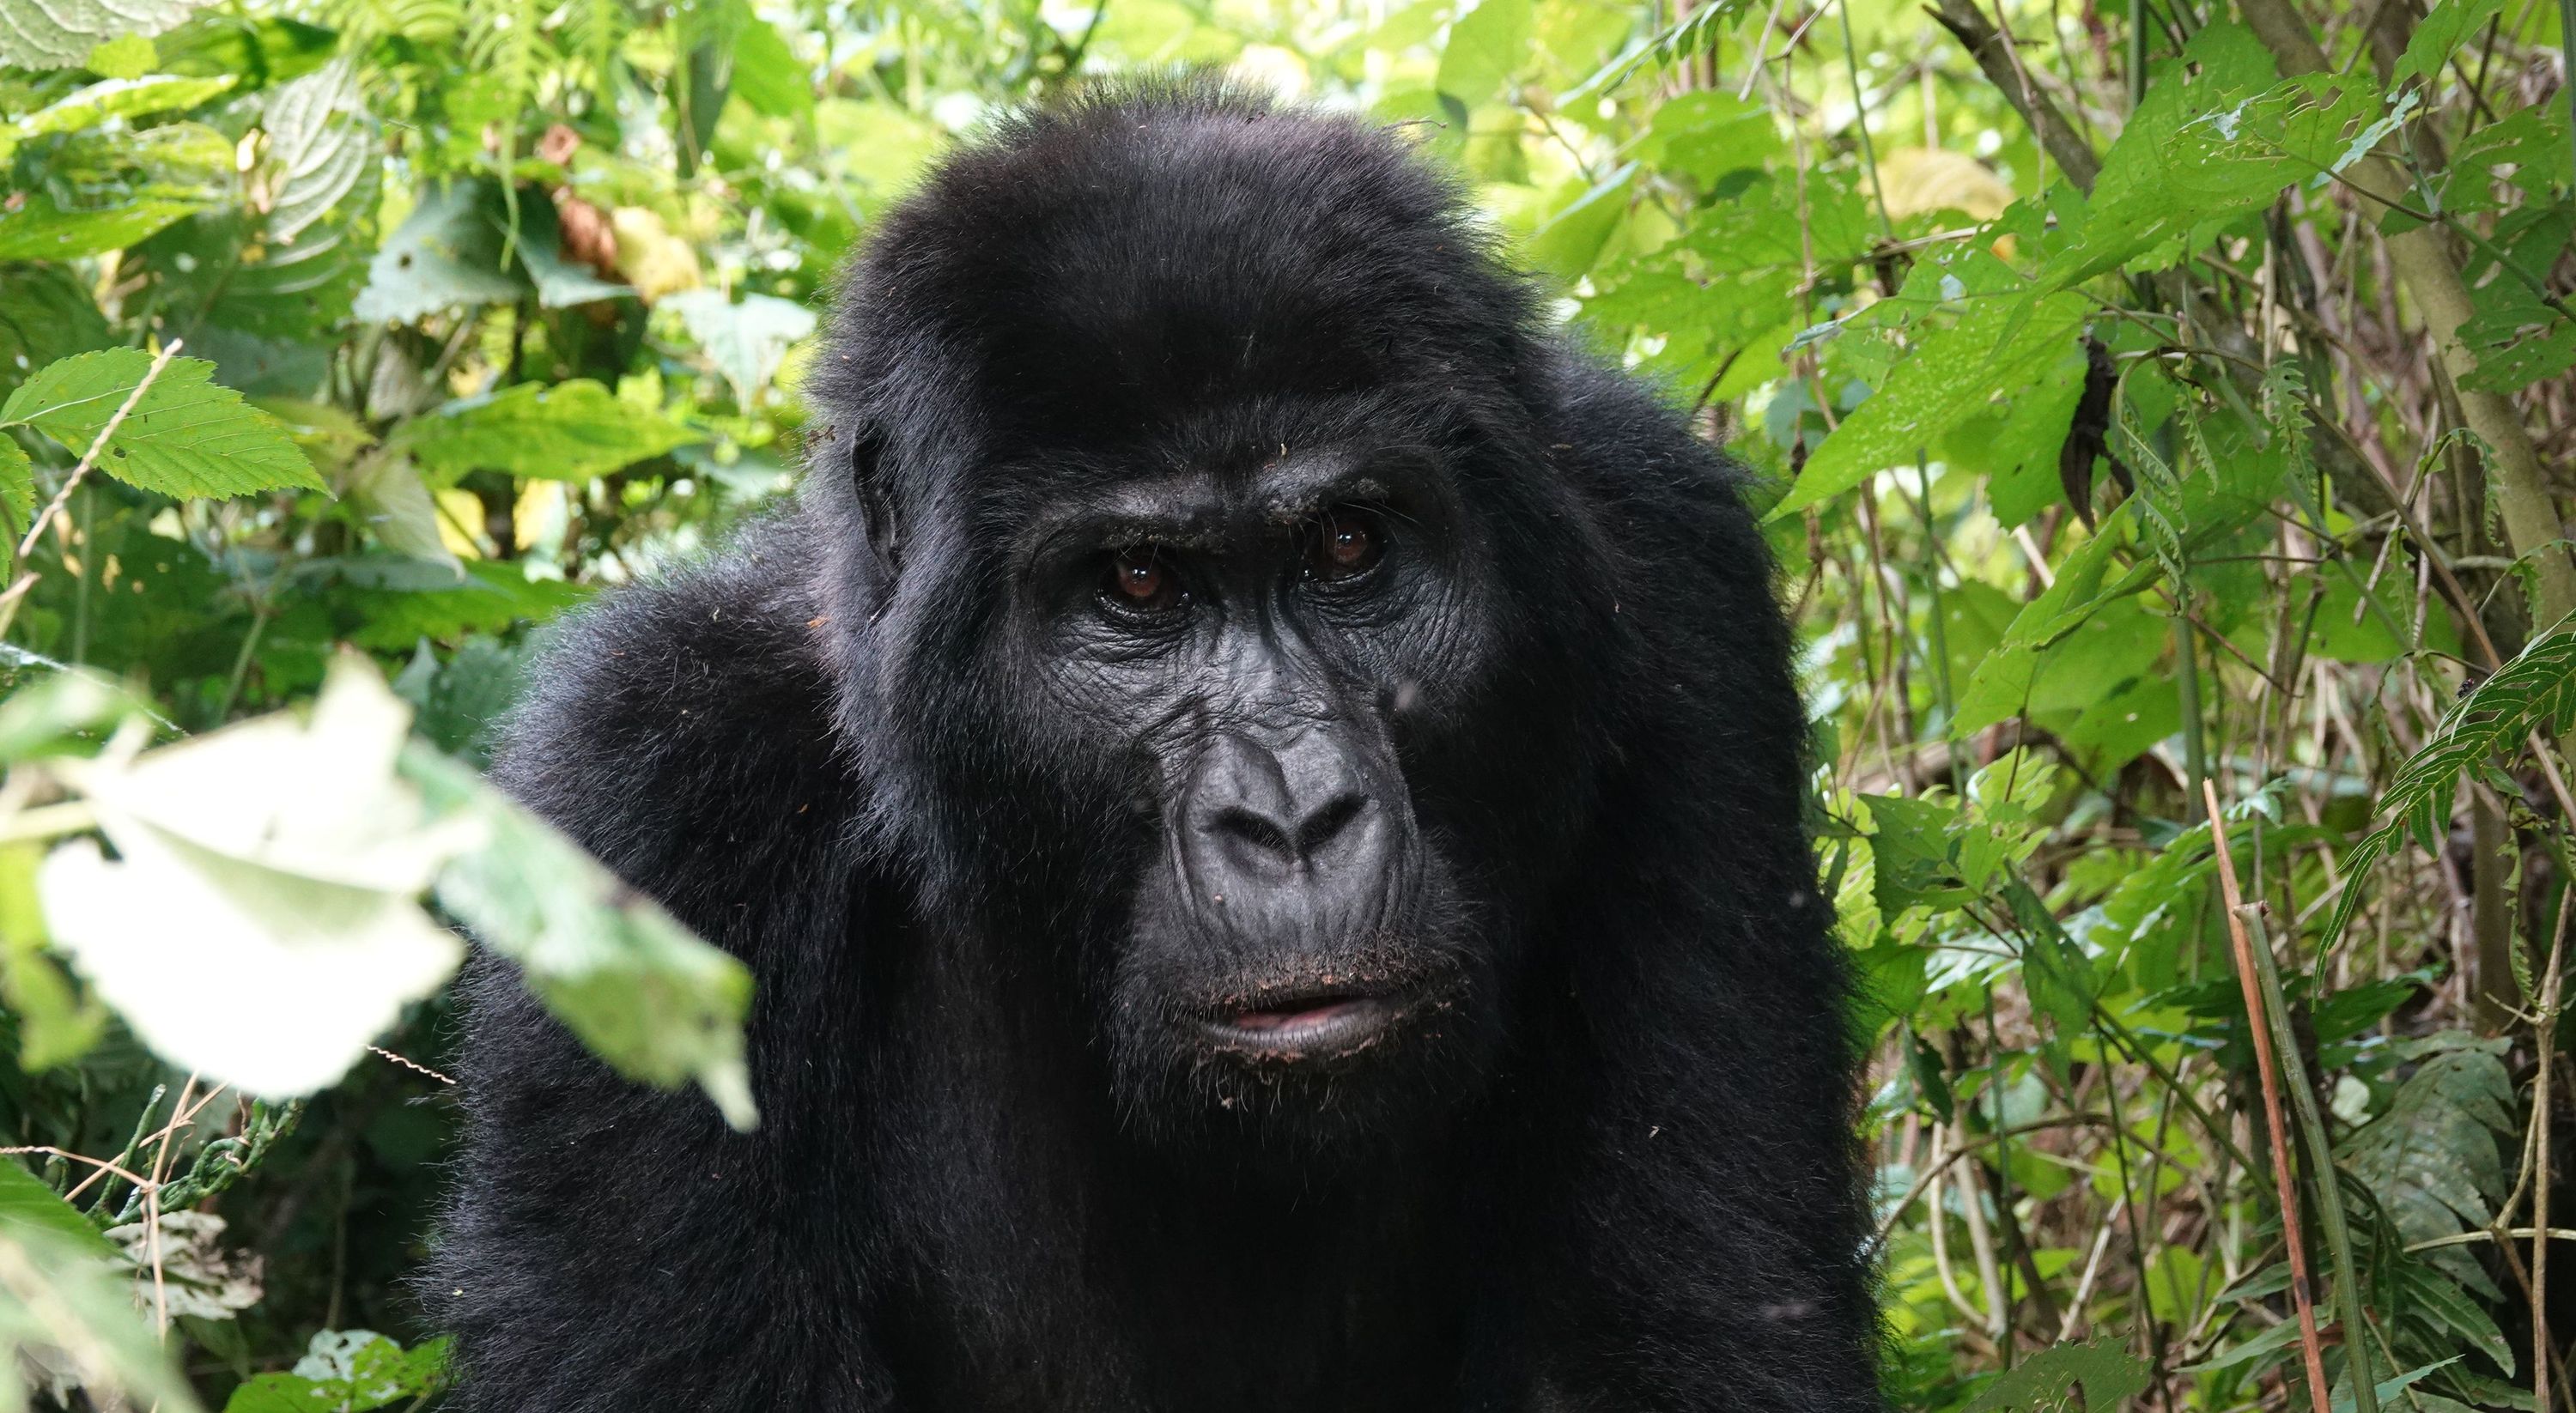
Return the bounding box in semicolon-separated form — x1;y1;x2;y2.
1205;792;1371;871
1209;805;1297;861
1295;793;1368;857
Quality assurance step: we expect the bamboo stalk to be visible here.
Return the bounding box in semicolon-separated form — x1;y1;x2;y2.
2236;0;2576;650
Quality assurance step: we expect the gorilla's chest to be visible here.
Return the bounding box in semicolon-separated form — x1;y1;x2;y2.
856;961;1477;1412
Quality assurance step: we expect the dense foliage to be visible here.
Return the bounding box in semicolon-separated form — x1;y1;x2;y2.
0;0;2572;1404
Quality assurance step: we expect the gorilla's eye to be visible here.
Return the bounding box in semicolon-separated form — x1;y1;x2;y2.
1103;547;1184;615
1304;507;1385;584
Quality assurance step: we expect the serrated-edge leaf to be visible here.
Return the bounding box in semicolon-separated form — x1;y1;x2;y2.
0;435;30;530
1;349;324;500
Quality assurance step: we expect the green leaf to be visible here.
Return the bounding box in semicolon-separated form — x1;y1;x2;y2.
662;290;817;406
1434;0;1529;106
2331;1360;2464;1413
1965;1337;2150;1412
403;746;758;1130
137;65;381;340
2392;0;2501;88
2045;67;2385;288
728;16;811;117
0;435;28;528
353;180;529;324
1637;89;1779;185
256;59;373;245
153;11;336;86
342;453;459;569
8;74;234;140
82;30;153;74
222;1331;448;1413
1769;290;2092;519
392;379;702;482
0;264;113;397
0;1158;115;1258
0;1223;204;1410
0;349;323;499
2325;615;2576;946
1524;163;1633;283
0;0;206;68
0;121;232;260
2341;1046;2517;1295
0;840;106;1070
1953;507;2160;734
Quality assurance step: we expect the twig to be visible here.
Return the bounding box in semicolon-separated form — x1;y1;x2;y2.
0;1146;153;1194
1923;0;2101;192
2204;781;2333;1413
14;340;183;566
2533;887;2569;1413
368;1046;458;1086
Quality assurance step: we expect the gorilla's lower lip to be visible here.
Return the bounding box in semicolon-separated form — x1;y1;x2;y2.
1204;995;1400;1055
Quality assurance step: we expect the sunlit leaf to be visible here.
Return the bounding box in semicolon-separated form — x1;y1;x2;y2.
392;378;702;482
402;748;758;1129
0;0;207;68
37;658;478;1096
0;349;322;499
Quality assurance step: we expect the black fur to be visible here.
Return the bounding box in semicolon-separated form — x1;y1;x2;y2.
429;80;1879;1411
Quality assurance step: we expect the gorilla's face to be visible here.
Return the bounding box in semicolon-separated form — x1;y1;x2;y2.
821;102;1618;1153
947;410;1541;1149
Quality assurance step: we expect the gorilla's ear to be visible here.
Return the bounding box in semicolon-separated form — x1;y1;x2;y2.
849;425;900;576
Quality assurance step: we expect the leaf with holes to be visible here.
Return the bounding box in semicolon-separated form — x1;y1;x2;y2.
0;349;321;500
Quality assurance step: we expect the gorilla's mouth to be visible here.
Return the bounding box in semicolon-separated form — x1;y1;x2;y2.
1200;986;1406;1058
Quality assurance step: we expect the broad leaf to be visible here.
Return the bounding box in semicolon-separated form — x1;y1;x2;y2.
222;1330;447;1413
403;748;758;1129
37;658;477;1096
1771;288;2091;519
4;74;234;143
0;349;323;499
0;0;206;67
353;180;528;324
392;379;701;482
662;289;817;405
0;1160;115;1258
1434;0;1529;106
0;123;233;261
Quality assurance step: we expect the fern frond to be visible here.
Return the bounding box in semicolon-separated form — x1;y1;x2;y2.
2321;614;2576;955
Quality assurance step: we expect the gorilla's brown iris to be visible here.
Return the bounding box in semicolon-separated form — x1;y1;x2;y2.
1306;506;1382;581
1105;547;1182;611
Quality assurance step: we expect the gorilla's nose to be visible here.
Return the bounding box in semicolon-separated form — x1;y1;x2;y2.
1192;731;1383;883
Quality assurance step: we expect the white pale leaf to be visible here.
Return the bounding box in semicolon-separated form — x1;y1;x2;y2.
57;656;482;894
38;833;462;1097
33;658;482;1096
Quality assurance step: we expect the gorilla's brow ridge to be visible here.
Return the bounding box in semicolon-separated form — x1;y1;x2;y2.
1019;455;1402;556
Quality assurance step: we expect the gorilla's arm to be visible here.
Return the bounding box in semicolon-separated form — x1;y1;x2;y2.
1494;359;1882;1411
425;519;885;1412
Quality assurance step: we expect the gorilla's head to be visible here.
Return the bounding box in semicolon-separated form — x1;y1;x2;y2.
807;82;1627;1150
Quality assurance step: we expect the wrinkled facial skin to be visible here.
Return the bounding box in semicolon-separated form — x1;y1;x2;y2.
955;428;1517;1151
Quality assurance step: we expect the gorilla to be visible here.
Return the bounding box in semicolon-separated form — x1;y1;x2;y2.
430;80;1879;1412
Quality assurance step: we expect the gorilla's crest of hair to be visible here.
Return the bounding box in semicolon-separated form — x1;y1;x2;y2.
428;79;1885;1413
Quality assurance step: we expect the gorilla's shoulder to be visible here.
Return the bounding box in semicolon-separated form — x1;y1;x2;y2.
1538;351;1777;591
489;512;856;915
